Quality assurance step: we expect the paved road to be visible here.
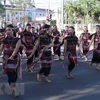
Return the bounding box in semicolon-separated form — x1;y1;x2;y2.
0;55;100;100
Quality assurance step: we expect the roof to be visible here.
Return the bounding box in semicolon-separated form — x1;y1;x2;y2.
36;8;51;11
4;4;35;8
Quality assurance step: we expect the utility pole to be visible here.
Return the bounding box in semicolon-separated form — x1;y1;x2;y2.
48;0;50;20
11;0;14;24
4;0;6;23
61;0;64;29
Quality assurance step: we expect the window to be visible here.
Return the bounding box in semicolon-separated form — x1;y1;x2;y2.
16;17;18;20
40;14;41;16
16;12;17;14
20;12;22;15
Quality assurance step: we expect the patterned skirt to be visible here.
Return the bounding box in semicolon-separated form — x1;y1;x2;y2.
41;49;52;67
92;50;100;63
67;52;77;64
2;55;20;74
82;42;89;55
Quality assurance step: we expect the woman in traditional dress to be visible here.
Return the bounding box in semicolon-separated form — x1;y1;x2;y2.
80;26;90;61
30;27;39;58
51;25;61;60
29;24;54;82
0;24;21;97
21;24;39;72
89;25;100;70
36;24;42;35
64;26;80;79
89;25;100;49
90;42;100;70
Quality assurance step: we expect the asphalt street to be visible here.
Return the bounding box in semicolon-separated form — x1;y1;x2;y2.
0;53;100;100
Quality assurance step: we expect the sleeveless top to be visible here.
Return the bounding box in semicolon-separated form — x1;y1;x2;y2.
3;37;19;65
65;35;78;54
52;29;60;44
39;33;52;49
22;32;35;56
81;33;90;42
94;33;100;48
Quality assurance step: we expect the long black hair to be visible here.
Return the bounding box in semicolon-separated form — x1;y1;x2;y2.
23;23;31;33
6;24;17;37
68;26;75;36
97;43;100;50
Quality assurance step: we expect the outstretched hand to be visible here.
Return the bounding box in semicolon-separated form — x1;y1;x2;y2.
8;56;14;60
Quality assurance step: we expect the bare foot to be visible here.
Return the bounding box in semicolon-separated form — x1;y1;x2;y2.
85;57;88;61
89;63;92;68
96;67;100;71
13;88;19;98
70;75;74;78
37;74;41;82
44;77;51;83
66;74;71;79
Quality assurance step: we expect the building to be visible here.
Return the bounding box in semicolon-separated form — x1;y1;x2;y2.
4;0;36;25
1;0;60;28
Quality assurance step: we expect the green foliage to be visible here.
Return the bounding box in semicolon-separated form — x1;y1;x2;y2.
14;0;32;9
64;0;100;24
0;3;5;17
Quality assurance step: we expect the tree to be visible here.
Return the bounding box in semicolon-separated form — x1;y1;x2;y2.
0;3;5;17
79;0;100;24
14;0;33;25
64;1;74;23
64;1;84;24
21;15;32;24
64;0;100;24
7;9;15;23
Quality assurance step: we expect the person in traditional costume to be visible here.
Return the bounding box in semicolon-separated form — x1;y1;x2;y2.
0;24;21;97
89;25;100;49
16;27;23;38
89;25;100;70
0;29;6;44
21;24;39;72
89;42;100;70
30;27;39;58
2;22;7;30
62;26;69;38
80;26;90;61
36;24;42;35
51;25;61;60
30;24;54;82
64;26;80;79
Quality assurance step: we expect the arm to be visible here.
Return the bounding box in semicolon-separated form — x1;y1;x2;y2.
77;40;80;47
9;39;21;59
0;44;3;55
64;40;67;57
77;40;82;56
79;34;83;44
28;38;40;58
89;35;94;48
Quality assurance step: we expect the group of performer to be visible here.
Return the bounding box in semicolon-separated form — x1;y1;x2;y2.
0;21;100;97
